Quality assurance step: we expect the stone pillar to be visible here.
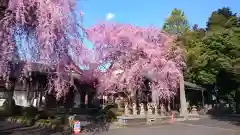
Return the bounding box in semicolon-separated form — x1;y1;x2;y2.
208;104;212;110
153;103;158;115
167;100;171;112
38;91;43;107
124;102;130;116
191;105;198;115
140;103;145;115
5;79;15;109
160;103;165;116
180;75;188;118
115;97;121;109
147;103;153;115
85;94;88;105
132;103;137;115
80;91;85;107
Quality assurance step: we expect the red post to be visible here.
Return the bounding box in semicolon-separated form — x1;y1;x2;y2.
170;112;174;123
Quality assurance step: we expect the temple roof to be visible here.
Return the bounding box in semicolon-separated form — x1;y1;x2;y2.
184;81;206;91
7;55;83;79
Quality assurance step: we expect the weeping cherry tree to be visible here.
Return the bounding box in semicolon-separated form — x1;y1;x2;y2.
87;23;186;103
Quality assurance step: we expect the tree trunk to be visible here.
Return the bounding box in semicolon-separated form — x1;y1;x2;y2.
130;91;137;104
39;91;43;107
6;79;16;111
234;90;240;113
179;75;188;118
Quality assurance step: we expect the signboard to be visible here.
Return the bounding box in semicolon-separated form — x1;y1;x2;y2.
0;99;6;106
74;121;81;134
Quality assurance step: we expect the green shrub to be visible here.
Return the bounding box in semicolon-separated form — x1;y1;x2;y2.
7;116;18;122
7;116;35;126
103;104;117;111
35;118;62;130
55;115;65;124
1;99;16;115
96;104;118;122
115;110;123;116
36;119;48;127
13;105;23;115
36;110;49;119
16;116;24;123
22;106;38;117
25;118;34;126
50;119;62;125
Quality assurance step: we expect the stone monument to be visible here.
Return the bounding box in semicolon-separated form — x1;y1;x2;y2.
124;102;130;116
160;103;165;116
191;105;198;115
132;103;137;115
167;101;171;112
147;103;153;115
140;103;145;115
189;105;199;120
153;103;158;115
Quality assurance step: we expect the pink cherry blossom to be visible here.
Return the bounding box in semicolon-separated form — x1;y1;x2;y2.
87;23;186;100
0;0;86;98
0;1;185;101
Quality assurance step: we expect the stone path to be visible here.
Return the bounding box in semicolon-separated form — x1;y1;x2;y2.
81;121;240;135
1;116;240;135
81;116;240;135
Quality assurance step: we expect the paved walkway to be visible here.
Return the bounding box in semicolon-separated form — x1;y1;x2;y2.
82;121;240;135
82;116;240;135
1;116;240;135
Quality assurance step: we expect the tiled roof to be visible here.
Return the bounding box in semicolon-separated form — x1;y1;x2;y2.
7;55;82;78
184;81;206;91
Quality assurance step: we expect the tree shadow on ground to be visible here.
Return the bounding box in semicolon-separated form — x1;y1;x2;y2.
80;121;110;134
0;126;56;135
77;107;116;134
0;104;117;135
0;118;111;135
0;109;113;135
61;105;117;135
207;107;240;126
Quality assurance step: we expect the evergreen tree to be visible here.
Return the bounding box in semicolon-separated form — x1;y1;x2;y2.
163;8;190;35
206;7;238;31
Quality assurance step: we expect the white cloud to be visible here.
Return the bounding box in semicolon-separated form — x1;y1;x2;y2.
106;13;115;20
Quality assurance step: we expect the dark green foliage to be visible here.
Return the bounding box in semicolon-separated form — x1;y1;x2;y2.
35;119;62;130
206;7;239;31
95;104;118;122
7;116;35;126
0;98;18;116
179;6;240;112
22;106;38;117
35;110;51;119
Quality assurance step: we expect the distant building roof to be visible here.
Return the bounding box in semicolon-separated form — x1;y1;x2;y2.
184;81;206;91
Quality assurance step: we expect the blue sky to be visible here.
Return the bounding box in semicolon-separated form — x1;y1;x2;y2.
77;0;240;28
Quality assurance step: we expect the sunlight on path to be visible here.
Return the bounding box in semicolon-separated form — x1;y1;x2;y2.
81;122;240;135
